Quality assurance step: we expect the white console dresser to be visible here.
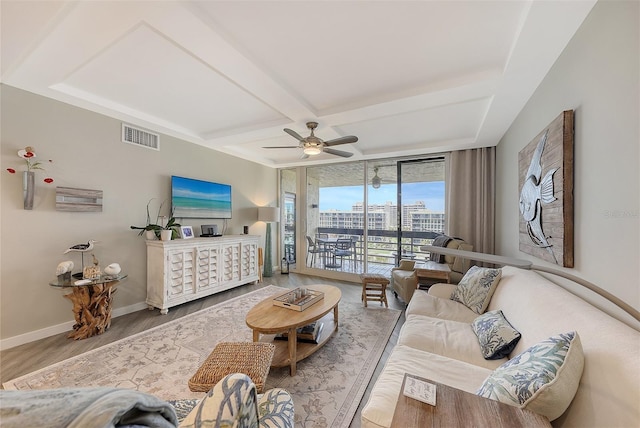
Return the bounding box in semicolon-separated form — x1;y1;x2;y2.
146;235;260;314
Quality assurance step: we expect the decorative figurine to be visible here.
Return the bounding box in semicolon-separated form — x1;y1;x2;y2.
63;240;98;254
63;240;99;279
104;263;121;277
56;260;74;275
56;260;74;283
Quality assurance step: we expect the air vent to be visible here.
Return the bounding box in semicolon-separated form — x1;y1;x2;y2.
122;123;160;150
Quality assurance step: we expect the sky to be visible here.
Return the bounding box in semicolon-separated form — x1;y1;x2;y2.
320;181;445;212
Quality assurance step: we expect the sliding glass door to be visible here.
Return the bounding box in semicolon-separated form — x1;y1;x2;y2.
305;163;365;276
281;156;445;280
396;159;446;264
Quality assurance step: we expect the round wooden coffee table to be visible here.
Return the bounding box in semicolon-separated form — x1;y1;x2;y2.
246;284;341;376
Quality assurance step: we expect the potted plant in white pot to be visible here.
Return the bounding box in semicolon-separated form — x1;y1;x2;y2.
159;216;181;241
130;199;166;240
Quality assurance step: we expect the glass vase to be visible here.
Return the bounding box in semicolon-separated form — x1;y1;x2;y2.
23;171;35;210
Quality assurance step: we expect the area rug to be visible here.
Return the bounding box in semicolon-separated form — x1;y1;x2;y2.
3;285;401;428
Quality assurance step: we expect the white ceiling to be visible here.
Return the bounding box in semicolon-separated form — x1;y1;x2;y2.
1;0;596;168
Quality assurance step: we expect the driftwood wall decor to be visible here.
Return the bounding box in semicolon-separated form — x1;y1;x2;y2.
518;110;574;267
56;187;103;212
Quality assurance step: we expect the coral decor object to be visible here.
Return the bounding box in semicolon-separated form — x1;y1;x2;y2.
5;146;54;209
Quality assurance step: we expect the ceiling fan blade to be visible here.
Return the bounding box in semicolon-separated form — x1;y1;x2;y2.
262;146;300;149
324;148;353;158
324;135;358;146
284;128;305;142
299;152;310;160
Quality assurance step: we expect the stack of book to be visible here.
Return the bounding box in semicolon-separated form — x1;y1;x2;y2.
275;321;324;344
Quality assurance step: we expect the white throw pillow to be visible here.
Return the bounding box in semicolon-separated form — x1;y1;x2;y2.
476;331;584;421
450;266;502;314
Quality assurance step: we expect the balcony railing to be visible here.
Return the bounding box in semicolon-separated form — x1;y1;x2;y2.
308;227;440;273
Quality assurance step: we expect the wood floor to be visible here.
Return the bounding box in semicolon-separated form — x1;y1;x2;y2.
0;272;407;427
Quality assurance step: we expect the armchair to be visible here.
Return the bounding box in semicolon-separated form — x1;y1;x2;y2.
421;237;473;284
390;259;417;303
392;237;474;304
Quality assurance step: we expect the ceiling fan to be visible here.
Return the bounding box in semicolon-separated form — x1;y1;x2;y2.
263;122;358;158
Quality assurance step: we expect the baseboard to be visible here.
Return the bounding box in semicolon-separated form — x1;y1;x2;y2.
0;301;149;351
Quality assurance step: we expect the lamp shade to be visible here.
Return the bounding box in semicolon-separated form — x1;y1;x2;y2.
257;206;279;222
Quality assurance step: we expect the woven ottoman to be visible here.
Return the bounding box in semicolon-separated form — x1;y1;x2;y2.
360;273;390;308
188;342;275;393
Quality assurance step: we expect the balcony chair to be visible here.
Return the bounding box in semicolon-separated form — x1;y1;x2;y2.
331;238;354;270
315;233;329;252
306;235;325;267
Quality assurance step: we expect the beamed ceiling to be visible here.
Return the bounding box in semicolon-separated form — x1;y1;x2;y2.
1;1;596;168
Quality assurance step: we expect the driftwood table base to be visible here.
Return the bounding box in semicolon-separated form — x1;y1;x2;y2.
63;281;118;340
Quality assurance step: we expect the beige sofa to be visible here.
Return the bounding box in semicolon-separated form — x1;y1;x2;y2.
362;266;640;427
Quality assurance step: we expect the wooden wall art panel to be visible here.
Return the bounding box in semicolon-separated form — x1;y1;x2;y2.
56;187;103;212
518;110;574;267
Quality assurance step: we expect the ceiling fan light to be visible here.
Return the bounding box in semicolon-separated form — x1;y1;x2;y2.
303;146;322;156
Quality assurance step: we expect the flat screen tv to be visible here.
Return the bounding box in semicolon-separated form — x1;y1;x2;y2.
171;175;232;219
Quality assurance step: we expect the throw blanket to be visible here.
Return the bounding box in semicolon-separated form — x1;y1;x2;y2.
430;235;453;263
0;387;178;428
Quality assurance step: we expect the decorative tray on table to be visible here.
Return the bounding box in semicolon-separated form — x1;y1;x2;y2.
273;288;324;311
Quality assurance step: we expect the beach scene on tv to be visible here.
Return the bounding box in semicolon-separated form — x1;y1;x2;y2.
171;176;232;219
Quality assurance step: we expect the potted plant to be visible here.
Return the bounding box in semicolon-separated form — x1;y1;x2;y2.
130;199;165;240
160;216;181;241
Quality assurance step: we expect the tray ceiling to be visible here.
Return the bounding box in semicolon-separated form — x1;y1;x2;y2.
1;0;596;168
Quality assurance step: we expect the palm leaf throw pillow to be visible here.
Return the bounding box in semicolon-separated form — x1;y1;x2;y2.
476;331;584;421
450;266;502;314
471;310;521;360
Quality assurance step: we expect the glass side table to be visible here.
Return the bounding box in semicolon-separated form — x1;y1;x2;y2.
50;274;127;340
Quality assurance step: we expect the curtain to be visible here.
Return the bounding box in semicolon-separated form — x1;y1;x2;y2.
446;147;496;256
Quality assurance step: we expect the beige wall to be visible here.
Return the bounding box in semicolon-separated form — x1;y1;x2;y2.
0;85;277;345
496;0;639;325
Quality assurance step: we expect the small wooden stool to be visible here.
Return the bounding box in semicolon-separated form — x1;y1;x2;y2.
360;274;390;308
188;342;275;393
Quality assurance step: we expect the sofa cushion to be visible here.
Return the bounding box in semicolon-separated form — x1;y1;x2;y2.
406;289;478;323
361;344;492;428
450;266;502;314
471;310;521;360
476;331;584;421
399;315;506;370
